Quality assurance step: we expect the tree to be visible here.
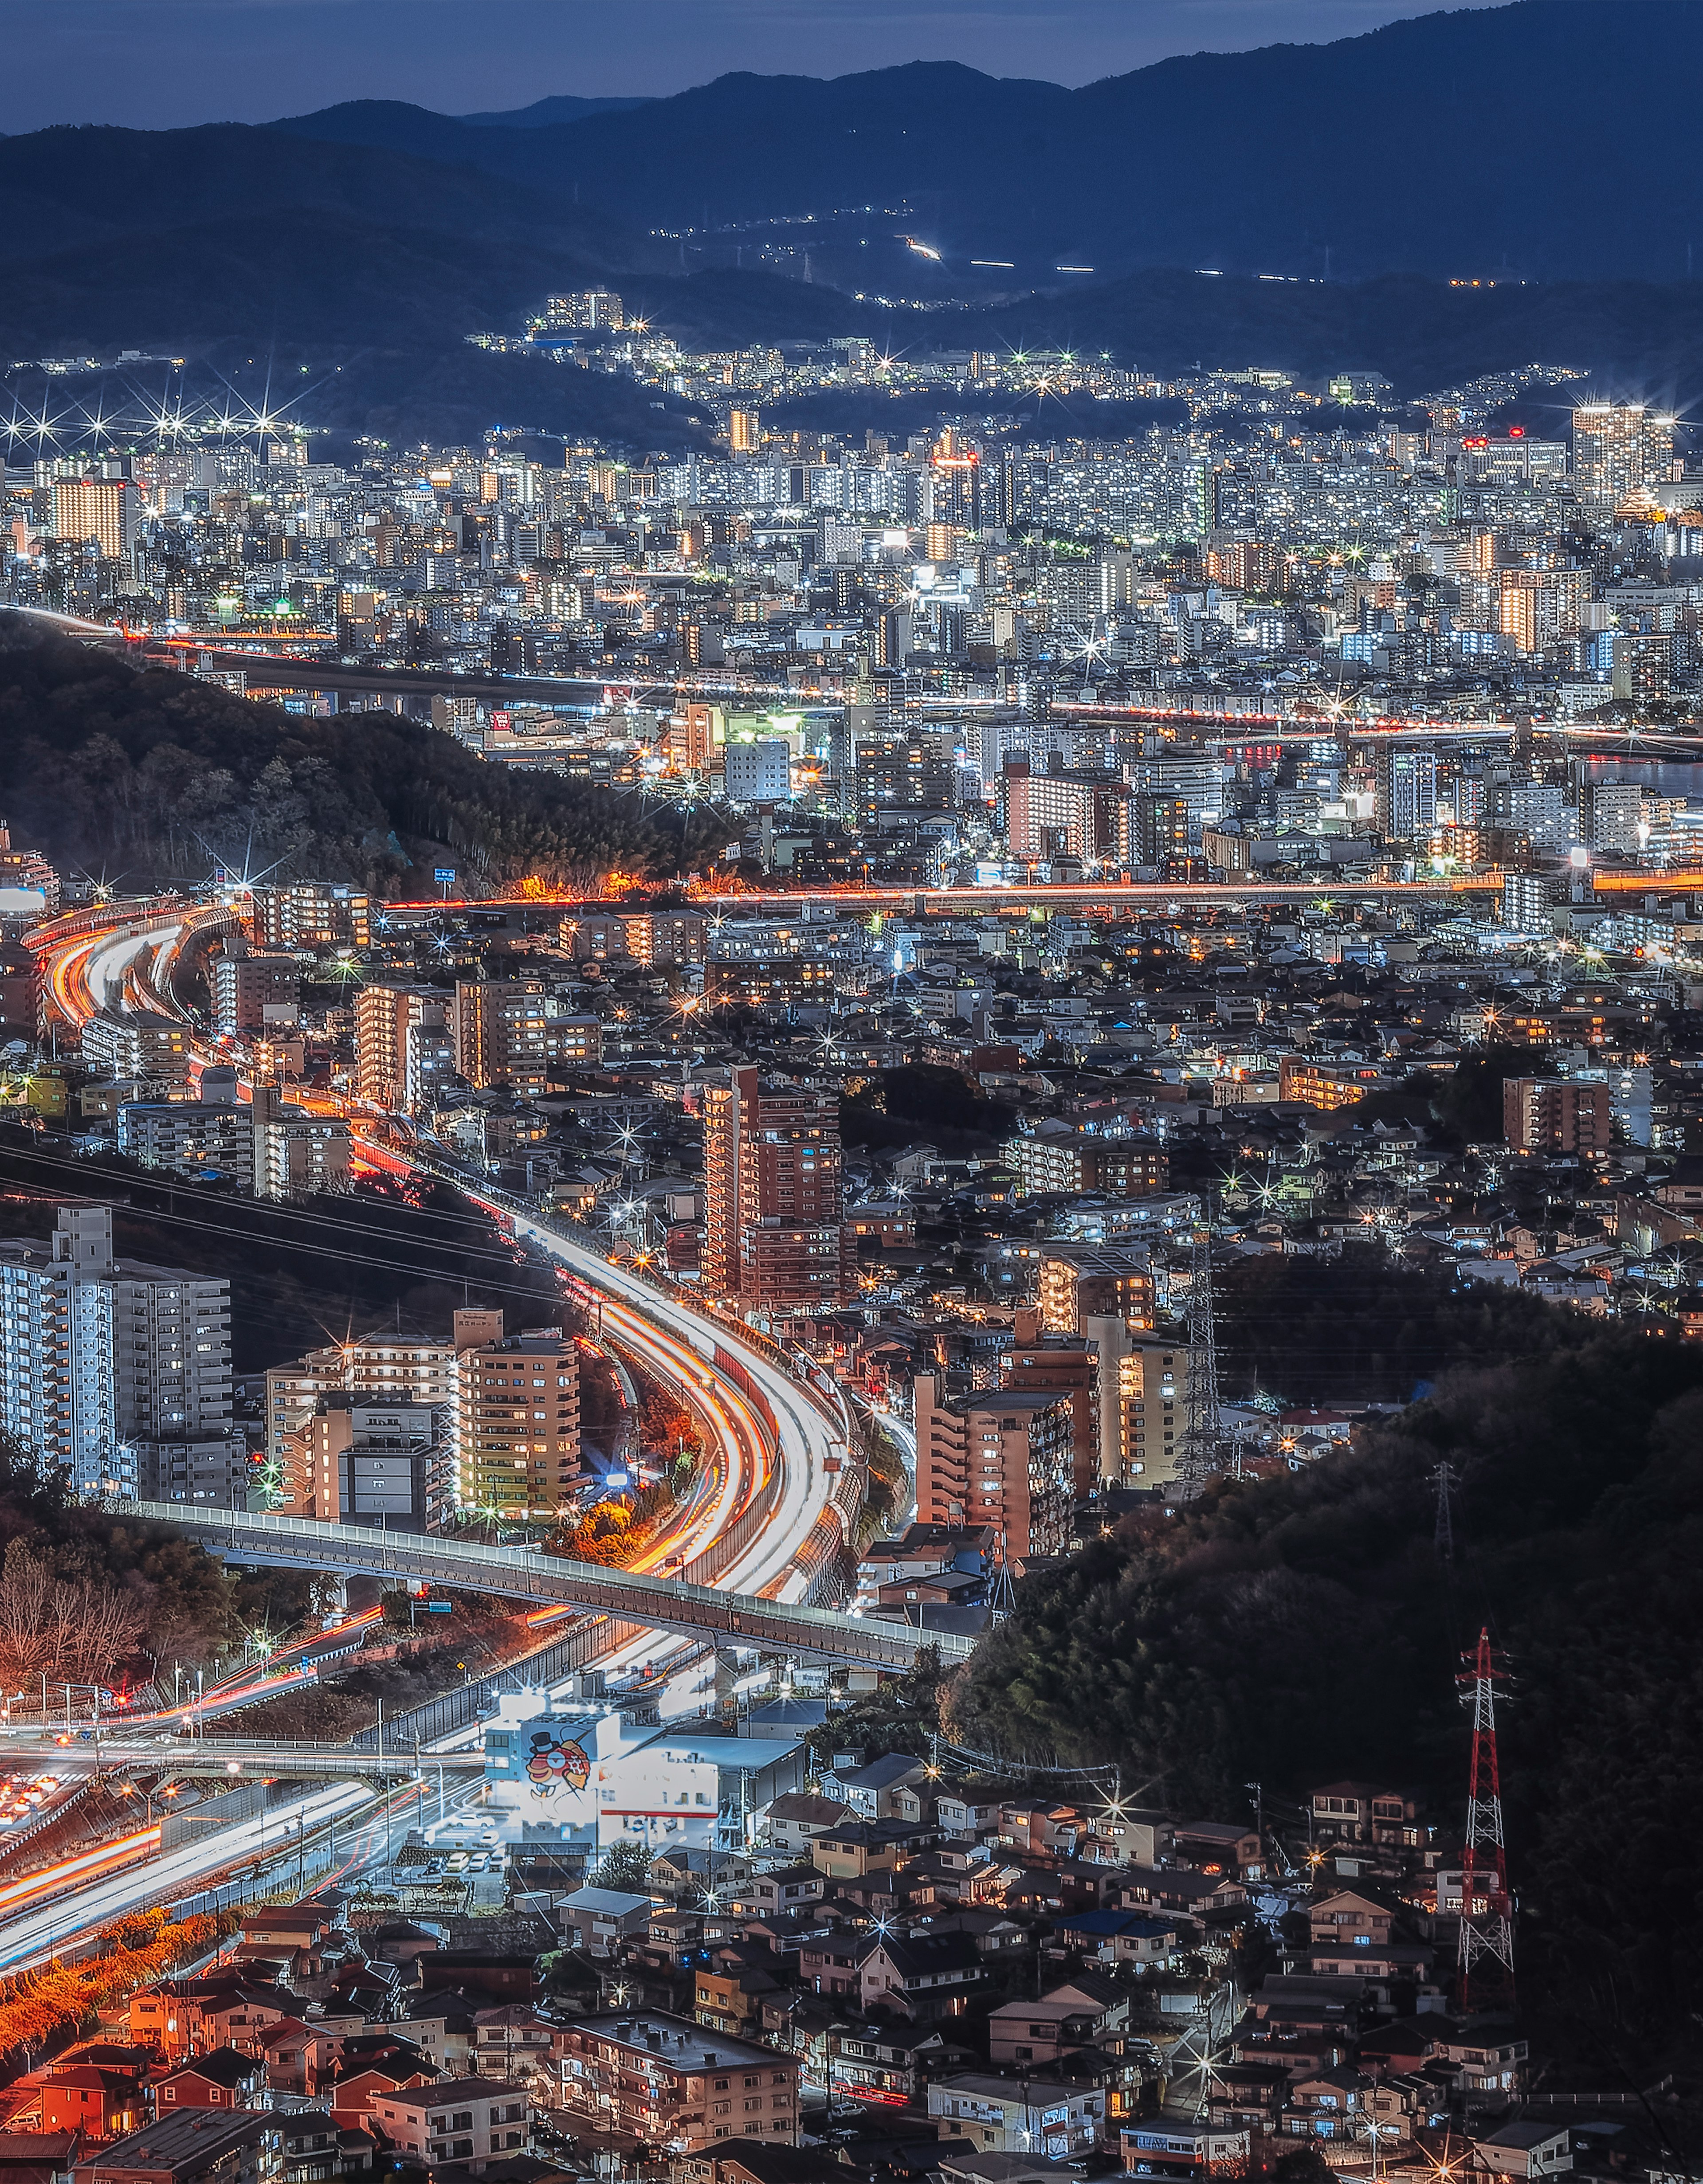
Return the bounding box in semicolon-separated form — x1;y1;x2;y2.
0;1538;146;1691
589;1839;653;1894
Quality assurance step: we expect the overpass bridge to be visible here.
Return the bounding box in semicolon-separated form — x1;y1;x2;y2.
119;1503;974;1670
0;1734;485;1778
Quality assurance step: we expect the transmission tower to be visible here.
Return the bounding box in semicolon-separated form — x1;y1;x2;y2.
985;1529;1016;1623
1432;1460;1459;1570
1456;1626;1515;2008
1178;1226;1226;1495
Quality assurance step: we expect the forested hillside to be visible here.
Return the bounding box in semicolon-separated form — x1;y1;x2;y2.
950;1329;1703;2054
0;616;727;892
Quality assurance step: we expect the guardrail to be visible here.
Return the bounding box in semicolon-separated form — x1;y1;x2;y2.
116;1503;971;1667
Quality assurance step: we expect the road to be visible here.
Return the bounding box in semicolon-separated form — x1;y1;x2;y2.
0;1780;373;1976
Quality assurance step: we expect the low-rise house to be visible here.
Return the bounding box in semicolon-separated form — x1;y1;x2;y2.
1308;1784;1420;1849
367;2078;530;2175
41;2072;143;2143
829;1753;929;1821
470;2006;555;2080
727;1867;824;1919
1049;1909;1176;1970
1120;2121;1252;2174
1471;2122;1571;2177
559;1886;653;1959
827;2023;976;2108
278;2115;372;2184
155;2054;263;2114
762;1796;849;1857
1173;1821;1262;1875
852;1930;985;2020
986;1974;1128;2066
928;2075;1105;2157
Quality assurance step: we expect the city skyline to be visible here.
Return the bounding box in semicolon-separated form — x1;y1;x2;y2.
1;0;1513;131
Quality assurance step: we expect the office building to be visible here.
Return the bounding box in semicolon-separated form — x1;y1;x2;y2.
1503;1077;1612;1154
353;985;456;1111
210;935;299;1033
913;1374;1075;1562
0;1206;238;1502
460;1327;581;1518
456;978;549;1098
702;1068;846;1312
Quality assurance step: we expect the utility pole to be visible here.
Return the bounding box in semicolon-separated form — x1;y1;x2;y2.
1456;1627;1515;2008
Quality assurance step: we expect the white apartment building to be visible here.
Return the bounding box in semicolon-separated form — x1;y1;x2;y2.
0;1206;238;1500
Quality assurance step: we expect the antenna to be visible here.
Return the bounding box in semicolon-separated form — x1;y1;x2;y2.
1456;1626;1515;2008
1178;1226;1225;1495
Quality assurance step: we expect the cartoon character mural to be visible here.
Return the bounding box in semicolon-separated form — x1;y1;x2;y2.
526;1729;591;1797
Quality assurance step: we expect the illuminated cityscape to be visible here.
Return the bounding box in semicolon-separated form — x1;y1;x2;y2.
0;3;1695;2172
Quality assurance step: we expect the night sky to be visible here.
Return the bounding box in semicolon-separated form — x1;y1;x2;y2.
2;0;1511;132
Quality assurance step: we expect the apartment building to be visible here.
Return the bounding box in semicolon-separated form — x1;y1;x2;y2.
553;2013;798;2153
913;1373;1075;1562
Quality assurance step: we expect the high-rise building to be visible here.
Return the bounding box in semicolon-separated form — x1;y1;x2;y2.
728;408;760;453
251;1083;353;1201
1004;759;1134;867
1572;403;1676;514
456;978;549;1098
1003;1133;1169;1200
266;1325;459;1480
460;1328;581;1518
856;731;957;827
1503;1077;1612;1153
723;739;793;804
51;477;137;560
354;985;456;1111
0;1206;239;1502
211;935;300;1033
118;1096;255;1187
80;1010;191;1094
913;1374;1075;1563
702;1067;846;1312
1375;747;1438;840
1134;792;1192;869
273;1392;442;1529
1002;1322;1099;1501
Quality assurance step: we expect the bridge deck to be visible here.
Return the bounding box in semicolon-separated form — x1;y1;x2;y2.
121;1503;973;1668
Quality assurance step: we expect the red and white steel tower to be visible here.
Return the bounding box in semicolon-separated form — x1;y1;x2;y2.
1456;1625;1515;2006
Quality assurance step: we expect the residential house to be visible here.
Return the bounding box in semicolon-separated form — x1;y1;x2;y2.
1120;2122;1252;2175
1048;1910;1176;1971
829;1754;929;1821
470;2006;555;2082
1172;1822;1262;1875
154;2055;263;2114
559;1887;653;1959
762;1796;850;1858
366;2078;530;2176
986;1975;1128;2067
851;1931;985;2020
826;2023;976;2109
40;2073;144;2144
277;2115;372;2184
1471;2123;1571;2177
727;1867;824;1920
928;2076;1105;2157
1308;1784;1421;1849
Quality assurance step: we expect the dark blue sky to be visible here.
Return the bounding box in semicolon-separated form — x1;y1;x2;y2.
3;0;1509;131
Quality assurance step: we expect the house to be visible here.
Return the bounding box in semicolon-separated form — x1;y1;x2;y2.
255;2020;341;2101
762;1796;850;1857
73;2112;282;2184
470;2007;556;2079
828;1754;929;1821
808;1821;923;1882
727;1866;824;1919
1471;2122;1571;2178
233;1908;334;1978
324;2040;434;2125
277;2115;372;2184
559;1886;653;1958
374;1993;476;2079
0;2136;81;2184
1280;2067;1373;2141
826;2023;976;2107
155;2054;263;2114
41;2072;144;2144
1172;1821;1262;1875
695;1963;784;2040
1308;1783;1421;1848
1120;2121;1252;2175
933;1789;1005;1840
986;1973;1128;2065
852;1931;985;2020
937;2157;1087;2184
366;2078;530;2175
928;2075;1105;2157
1120;1867;1245;1918
1049;1910;1176;1971
1308;1890;1396;1948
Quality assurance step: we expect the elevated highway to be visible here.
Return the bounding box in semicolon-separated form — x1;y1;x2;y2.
117;1503;971;1668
